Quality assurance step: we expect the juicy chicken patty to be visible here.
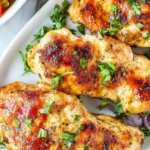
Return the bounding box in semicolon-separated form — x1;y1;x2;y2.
69;0;150;47
0;82;144;150
27;28;150;114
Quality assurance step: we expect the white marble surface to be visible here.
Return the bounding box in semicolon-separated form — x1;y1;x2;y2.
0;0;37;56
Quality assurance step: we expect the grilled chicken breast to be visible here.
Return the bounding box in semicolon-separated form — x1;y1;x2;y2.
27;28;150;114
0;82;144;150
69;0;150;47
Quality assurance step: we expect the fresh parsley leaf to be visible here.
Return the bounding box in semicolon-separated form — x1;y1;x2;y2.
14;118;20;128
142;32;150;39
136;23;144;29
0;138;2;144
19;44;33;75
33;26;52;43
144;50;150;59
77;24;85;34
74;115;80;121
39;100;55;114
70;29;76;34
140;127;150;136
80;58;86;69
38;128;48;138
50;0;70;29
127;0;141;16
62;133;77;148
114;99;124;118
24;119;32;128
110;18;123;28
1;0;9;8
51;72;74;90
98;99;112;109
73;50;77;55
98;31;103;39
106;27;119;36
98;62;116;86
111;5;118;13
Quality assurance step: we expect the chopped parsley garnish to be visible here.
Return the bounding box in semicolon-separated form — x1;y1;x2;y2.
33;26;52;43
62;133;78;148
73;50;78;55
127;0;141;16
50;0;70;29
74;115;80;121
70;29;76;35
140;127;150;136
142;32;150;39
38;128;48;138
98;99;112;109
98;99;124;118
80;58;86;69
110;18;123;28
1;0;9;8
98;31;103;39
144;50;150;59
77;24;85;34
39;100;55;114
98;62;116;86
24;119;32;128
111;5;118;14
0;138;2;144
51;72;74;90
19;45;33;75
136;23;144;29
14;118;20;128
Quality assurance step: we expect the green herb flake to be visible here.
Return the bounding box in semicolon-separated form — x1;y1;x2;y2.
1;0;9;8
80;58;86;69
111;5;118;13
77;24;85;34
73;50;78;55
38;128;48;138
50;0;70;29
98;99;112;109
84;141;91;150
51;72;74;90
62;133;77;148
142;33;150;39
74;115;80;121
114;99;124;118
24;119;32;128
14;118;20;128
39;100;55;114
98;32;103;39
98;62;116;86
136;23;144;29
140;127;150;136
33;26;52;43
0;138;2;144
127;0;141;16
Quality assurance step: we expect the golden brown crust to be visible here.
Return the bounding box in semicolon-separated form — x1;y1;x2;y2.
27;28;150;113
0;82;144;150
69;0;150;47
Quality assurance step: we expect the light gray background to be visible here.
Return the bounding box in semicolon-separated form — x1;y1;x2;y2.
0;0;38;56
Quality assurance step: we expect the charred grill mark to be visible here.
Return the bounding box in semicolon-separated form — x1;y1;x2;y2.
81;122;96;133
38;34;99;87
129;76;150;100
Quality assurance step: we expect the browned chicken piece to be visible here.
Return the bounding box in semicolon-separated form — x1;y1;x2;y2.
0;82;144;150
69;0;150;47
27;28;150;114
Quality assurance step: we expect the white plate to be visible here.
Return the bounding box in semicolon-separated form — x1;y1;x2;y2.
0;0;149;149
0;0;27;25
